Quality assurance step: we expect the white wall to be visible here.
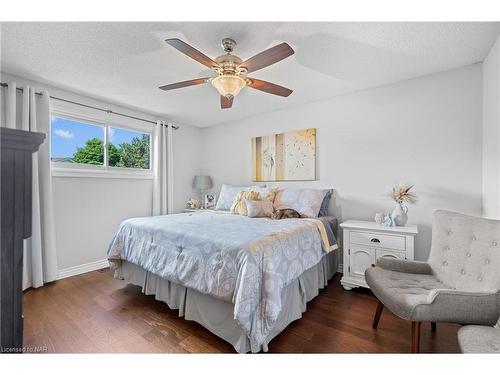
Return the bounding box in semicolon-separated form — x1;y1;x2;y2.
200;65;483;261
1;72;203;272
482;35;500;219
52;178;153;270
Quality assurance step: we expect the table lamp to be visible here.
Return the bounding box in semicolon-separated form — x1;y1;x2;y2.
192;175;213;208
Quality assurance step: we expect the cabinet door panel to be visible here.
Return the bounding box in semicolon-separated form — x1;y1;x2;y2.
349;246;375;278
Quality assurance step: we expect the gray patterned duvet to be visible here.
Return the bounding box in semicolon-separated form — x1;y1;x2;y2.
107;210;337;352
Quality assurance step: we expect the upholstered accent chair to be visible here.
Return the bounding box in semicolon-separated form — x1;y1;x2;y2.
365;210;500;353
457;326;500;353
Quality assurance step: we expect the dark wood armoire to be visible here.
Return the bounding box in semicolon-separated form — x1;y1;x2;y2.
1;127;45;353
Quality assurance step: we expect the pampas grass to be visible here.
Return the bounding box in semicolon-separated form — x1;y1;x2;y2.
391;184;417;204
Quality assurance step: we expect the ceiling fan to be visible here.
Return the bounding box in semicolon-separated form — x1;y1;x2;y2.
159;38;295;109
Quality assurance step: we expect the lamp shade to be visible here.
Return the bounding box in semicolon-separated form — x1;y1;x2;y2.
211;75;246;97
192;175;213;190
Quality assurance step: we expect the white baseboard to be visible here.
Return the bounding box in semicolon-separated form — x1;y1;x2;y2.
58;259;109;280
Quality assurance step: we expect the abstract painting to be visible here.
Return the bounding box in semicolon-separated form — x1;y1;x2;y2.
251;128;316;181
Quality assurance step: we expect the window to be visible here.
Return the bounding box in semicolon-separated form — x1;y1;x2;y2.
50;113;153;178
51;116;104;165
108;127;150;169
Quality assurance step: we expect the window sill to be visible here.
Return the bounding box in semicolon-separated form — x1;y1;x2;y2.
51;167;154;180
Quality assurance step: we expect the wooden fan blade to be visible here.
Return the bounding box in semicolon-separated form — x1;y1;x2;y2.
220;95;233;109
239;42;294;73
165;38;218;69
159;77;210;91
247;78;293;97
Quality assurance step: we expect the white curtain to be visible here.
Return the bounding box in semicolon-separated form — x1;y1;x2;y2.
5;82;17;128
152;121;174;215
3;82;59;289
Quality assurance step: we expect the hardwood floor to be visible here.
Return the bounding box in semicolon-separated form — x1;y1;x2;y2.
23;269;460;353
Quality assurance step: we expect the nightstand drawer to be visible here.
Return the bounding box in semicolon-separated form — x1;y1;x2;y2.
350;231;406;250
376;248;406;261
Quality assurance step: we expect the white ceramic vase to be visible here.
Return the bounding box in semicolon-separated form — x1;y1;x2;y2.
391;202;408;226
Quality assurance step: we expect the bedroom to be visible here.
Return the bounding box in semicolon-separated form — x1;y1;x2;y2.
1;0;500;372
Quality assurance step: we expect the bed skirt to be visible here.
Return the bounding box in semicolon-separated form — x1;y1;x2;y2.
113;251;337;353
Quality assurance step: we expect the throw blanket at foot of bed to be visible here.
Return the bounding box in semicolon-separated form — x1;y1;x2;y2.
107;211;337;352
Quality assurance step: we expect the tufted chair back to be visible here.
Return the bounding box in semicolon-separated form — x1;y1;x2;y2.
428;210;500;292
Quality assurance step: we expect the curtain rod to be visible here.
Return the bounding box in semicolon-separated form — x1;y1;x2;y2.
0;82;179;130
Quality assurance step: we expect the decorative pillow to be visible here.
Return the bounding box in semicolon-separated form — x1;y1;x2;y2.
215;184;264;211
246;200;274;218
230;190;261;215
273;188;328;218
319;189;334;216
251;186;279;203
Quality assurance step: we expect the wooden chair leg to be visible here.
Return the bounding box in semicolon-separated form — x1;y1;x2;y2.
431;322;436;333
411;321;421;353
372;301;384;329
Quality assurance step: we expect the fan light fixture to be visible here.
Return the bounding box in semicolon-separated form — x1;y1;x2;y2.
159;37;294;109
211;75;246;98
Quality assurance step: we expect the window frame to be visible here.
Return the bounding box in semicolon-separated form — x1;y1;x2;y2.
50;109;154;180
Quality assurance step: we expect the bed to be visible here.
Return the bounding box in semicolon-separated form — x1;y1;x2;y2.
107;210;338;353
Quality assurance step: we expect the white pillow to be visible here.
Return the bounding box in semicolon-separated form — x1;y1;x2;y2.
250;186;278;202
273;188;328;218
246;200;274;218
215;184;265;211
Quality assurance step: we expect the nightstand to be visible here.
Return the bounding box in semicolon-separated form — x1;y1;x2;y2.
340;220;418;290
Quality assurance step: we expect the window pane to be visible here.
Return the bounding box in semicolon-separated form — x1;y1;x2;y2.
108;127;150;169
51;117;104;165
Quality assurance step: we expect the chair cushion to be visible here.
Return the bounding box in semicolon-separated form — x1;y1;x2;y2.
365;266;448;320
458;325;500;353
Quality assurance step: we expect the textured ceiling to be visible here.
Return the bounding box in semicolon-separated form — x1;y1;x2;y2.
1;22;499;127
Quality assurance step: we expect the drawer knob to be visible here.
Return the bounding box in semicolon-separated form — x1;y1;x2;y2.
370;238;380;243
371;264;375;267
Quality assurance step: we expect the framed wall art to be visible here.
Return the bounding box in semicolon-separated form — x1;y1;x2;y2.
251;128;316;181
